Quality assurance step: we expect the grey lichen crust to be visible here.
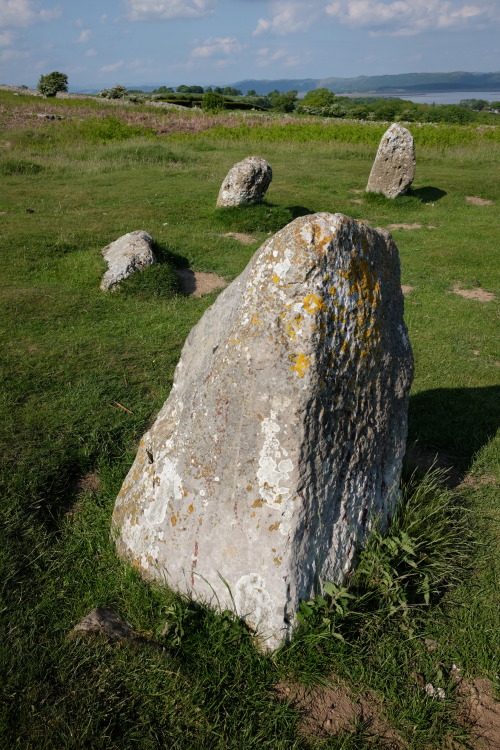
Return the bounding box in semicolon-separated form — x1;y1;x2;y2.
366;123;416;199
112;213;414;650
216;156;272;207
100;230;155;291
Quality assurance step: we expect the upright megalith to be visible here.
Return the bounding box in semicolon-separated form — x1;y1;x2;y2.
100;230;155;291
112;213;413;650
366;123;416;199
216;156;272;207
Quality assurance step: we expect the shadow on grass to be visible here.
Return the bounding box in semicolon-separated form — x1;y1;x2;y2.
213;202;314;234
409;186;447;203
408;385;500;477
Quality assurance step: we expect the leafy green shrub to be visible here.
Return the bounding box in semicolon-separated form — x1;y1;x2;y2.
37;71;68;97
202;91;225;112
0;160;44;175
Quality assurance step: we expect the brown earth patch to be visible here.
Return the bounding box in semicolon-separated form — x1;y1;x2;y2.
176;268;227;298
76;472;101;495
402;285;415;295
350;189;363;194
389;223;422;230
219;232;257;245
457;678;500;750
452;285;495;302
274;679;404;747
351;198;364;204
465;196;494;206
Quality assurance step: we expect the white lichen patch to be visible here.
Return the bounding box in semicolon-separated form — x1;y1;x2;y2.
257;411;294;507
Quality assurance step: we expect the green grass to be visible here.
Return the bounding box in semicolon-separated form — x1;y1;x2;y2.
0;92;499;749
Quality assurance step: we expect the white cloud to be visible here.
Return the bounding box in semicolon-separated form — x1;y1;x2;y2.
325;0;497;36
85;48;98;57
0;47;29;60
77;29;92;43
0;29;15;45
191;36;245;58
0;0;62;27
124;0;217;21
100;60;125;72
256;46;300;67
253;1;320;35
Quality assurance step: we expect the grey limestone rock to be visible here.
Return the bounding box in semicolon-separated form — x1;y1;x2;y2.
112;213;413;650
69;607;134;641
100;230;155;291
216;156;272;207
366;123;416;199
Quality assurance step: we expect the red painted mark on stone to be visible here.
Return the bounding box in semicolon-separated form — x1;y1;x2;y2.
191;541;199;585
343;513;348;522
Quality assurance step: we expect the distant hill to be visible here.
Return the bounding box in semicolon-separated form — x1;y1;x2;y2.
231;71;500;96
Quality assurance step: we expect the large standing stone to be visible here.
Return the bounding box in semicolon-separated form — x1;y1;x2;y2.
112;213;413;650
100;230;155;291
366;123;416;198
216;156;272;207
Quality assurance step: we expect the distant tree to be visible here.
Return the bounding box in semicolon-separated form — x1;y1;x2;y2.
271;90;297;113
201;91;225;112
222;86;242;96
176;85;190;93
37;71;68;97
213;86;223;94
301;87;335;109
153;85;174;94
108;85;127;99
247;89;257;96
204;86;213;93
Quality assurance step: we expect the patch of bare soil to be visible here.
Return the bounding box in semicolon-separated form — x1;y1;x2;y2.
274;680;405;747
466;196;494;206
76;472;101;494
389;223;423;230
457;678;500;750
402;285;415;295
404;443;463;488
176;268;227;297
219;232;257;245
350;189;363;194
452;285;495;302
351;198;364;204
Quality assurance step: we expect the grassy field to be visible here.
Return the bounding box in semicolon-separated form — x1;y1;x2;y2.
0;92;498;749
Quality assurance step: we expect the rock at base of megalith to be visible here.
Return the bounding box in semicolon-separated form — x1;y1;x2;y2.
112;213;414;650
366;123;416;199
100;230;155;291
216;156;272;207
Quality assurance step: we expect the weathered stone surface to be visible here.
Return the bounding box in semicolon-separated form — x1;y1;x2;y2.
100;230;155;291
216;156;272;207
366;123;416;199
112;213;413;650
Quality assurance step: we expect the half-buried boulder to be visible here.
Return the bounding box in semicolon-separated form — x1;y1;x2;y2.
112;213;414;650
100;230;155;291
216;156;272;207
366;123;416;199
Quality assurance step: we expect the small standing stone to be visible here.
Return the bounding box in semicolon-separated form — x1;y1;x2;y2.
216;156;272;207
100;230;155;291
366;123;416;199
112;213;413;650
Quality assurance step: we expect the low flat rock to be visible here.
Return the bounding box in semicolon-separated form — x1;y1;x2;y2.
216;156;272;207
112;213;413;650
100;230;155;291
366;123;416;199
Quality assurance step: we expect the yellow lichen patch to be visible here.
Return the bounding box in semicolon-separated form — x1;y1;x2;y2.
290;353;311;378
269;521;281;532
303;293;327;314
170;514;178;527
274;556;282;566
251;313;260;326
187;504;194;514
252;498;264;508
272;273;280;283
284;314;303;342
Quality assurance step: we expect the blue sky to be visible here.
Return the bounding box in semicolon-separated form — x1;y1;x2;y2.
1;0;499;90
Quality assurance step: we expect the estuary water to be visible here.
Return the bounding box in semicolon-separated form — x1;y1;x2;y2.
395;91;500;105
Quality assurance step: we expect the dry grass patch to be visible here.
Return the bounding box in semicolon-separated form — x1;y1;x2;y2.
451;285;495;302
